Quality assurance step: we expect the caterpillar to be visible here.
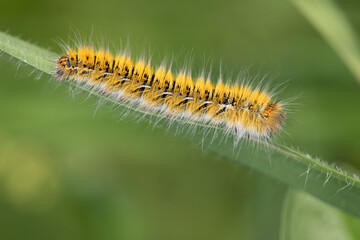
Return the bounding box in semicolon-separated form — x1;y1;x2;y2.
56;46;285;141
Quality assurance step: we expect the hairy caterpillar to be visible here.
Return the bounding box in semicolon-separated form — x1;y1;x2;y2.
56;46;285;141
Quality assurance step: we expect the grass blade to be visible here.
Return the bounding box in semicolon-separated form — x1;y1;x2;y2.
1;31;360;218
292;0;360;84
281;189;360;239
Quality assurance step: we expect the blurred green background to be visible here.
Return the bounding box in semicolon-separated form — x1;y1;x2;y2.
0;0;359;239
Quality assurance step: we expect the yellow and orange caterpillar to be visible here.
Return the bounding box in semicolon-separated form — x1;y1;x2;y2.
56;46;285;141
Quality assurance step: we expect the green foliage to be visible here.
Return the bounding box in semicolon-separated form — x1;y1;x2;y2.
1;30;360;220
292;0;360;84
281;189;360;240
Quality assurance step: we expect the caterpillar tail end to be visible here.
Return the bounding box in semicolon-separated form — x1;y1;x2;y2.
56;55;68;80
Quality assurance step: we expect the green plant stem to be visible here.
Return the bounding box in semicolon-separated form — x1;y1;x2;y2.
1;31;360;218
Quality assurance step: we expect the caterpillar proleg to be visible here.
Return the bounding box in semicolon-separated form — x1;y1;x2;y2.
56;46;285;142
